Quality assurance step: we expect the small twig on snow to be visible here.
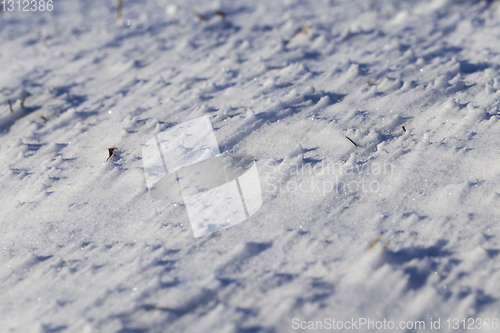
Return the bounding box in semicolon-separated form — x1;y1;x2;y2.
117;0;123;21
345;136;358;147
215;10;226;19
284;24;312;45
365;233;381;253
20;92;30;107
106;148;116;161
189;3;207;22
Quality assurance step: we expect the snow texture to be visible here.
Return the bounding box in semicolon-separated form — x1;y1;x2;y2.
1;0;500;332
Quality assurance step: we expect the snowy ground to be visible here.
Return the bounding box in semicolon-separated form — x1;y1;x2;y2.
2;0;500;332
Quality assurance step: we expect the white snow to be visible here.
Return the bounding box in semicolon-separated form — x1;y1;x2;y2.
1;0;500;332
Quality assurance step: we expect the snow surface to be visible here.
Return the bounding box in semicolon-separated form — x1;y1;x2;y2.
2;0;500;332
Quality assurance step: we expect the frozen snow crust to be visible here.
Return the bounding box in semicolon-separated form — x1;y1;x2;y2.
1;0;500;332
